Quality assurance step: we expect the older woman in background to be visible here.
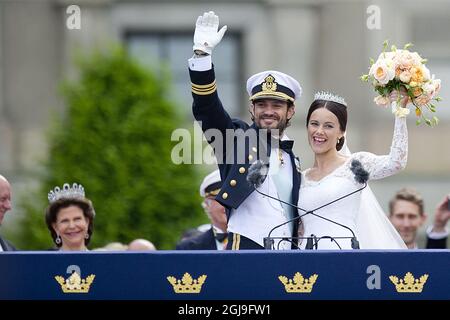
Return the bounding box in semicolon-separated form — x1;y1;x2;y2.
45;183;95;251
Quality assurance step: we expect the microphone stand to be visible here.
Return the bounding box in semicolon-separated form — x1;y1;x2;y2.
254;182;367;250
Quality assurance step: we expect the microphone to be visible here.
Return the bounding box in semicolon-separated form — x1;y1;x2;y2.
247;160;269;188
248;160;308;249
247;159;369;250
305;235;315;250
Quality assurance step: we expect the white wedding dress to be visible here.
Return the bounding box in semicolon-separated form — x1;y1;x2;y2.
297;116;408;249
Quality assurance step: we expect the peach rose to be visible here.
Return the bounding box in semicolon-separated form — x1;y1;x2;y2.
410;67;424;84
374;95;390;108
399;70;412;83
370;59;395;85
414;94;431;106
394;50;416;70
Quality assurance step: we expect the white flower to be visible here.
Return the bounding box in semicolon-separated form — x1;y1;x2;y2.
370;59;395;85
410;51;423;65
421;65;431;81
422;82;436;99
432;77;441;95
374;95;390;108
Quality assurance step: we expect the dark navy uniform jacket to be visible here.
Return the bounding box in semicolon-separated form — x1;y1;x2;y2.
176;228;218;250
189;66;302;244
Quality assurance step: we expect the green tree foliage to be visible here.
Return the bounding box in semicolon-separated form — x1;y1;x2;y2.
16;49;206;250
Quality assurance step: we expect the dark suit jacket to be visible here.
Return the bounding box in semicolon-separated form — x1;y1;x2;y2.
176;228;217;250
0;235;16;251
190;66;301;246
426;236;447;249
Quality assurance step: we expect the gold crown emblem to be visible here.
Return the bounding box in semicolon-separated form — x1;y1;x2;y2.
262;75;277;92
167;272;207;294
389;272;428;293
278;272;318;293
55;272;95;293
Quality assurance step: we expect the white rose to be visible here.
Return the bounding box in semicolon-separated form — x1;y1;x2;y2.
411;52;423;65
374;95;390;108
422;82;436;99
432;78;441;95
371;59;395;85
421;65;431;81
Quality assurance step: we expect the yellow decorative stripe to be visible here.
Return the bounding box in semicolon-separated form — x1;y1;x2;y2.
249;91;294;102
192;85;217;96
231;233;241;250
191;80;216;89
191;84;216;92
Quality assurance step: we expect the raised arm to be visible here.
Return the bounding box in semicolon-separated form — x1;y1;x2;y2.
354;91;409;180
189;12;235;136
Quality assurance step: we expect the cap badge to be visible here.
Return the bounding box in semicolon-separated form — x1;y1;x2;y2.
262;75;277;92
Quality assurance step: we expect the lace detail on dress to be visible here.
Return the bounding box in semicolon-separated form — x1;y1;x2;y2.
352;116;408;180
301;116;408;185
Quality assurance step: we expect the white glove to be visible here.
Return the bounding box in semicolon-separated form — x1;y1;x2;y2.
193;11;227;55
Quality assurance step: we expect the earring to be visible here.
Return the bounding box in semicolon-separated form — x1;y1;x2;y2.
85;233;90;240
55;235;62;245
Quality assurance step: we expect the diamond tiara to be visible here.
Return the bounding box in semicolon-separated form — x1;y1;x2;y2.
314;91;347;106
48;183;85;203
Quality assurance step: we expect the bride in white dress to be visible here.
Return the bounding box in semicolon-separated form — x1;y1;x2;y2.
297;91;408;250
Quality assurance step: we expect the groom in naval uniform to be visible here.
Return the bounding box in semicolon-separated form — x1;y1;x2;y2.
188;11;302;249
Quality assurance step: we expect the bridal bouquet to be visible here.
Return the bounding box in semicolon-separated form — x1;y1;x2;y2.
361;41;442;126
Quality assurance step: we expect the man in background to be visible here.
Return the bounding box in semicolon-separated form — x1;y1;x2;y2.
0;175;15;251
176;170;227;250
389;188;449;249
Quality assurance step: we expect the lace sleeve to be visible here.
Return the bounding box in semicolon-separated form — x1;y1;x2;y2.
353;116;408;180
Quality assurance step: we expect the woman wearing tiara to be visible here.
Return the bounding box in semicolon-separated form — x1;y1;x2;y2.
297;90;409;249
45;183;95;251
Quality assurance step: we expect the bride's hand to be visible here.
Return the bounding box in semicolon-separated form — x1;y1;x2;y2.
389;86;409;108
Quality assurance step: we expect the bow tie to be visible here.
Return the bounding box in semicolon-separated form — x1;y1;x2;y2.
279;140;294;152
215;233;228;242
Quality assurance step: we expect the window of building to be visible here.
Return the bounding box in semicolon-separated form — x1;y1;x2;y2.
126;32;242;118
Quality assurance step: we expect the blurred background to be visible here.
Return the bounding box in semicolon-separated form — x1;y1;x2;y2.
1;0;449;249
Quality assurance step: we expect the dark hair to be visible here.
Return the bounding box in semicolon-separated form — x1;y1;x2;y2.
306;100;347;151
45;198;95;247
389;188;424;216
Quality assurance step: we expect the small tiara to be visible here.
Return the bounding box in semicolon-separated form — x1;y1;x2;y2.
48;183;85;203
314;91;347;106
